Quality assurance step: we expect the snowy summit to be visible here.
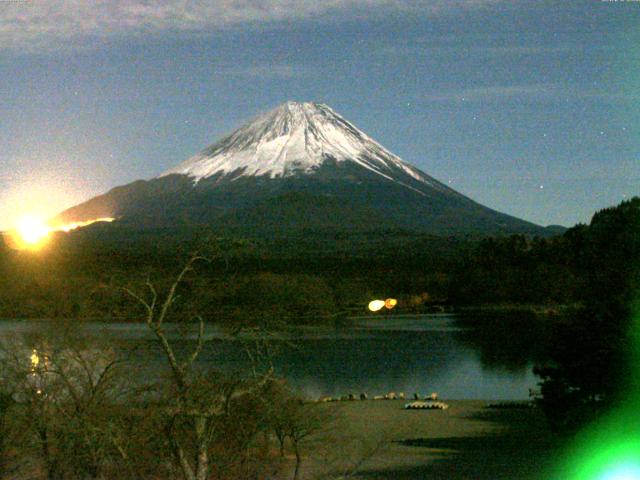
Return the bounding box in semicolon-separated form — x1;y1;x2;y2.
160;101;443;193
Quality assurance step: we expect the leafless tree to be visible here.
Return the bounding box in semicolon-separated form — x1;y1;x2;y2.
0;383;17;478
261;383;330;480
0;323;135;480
124;255;251;480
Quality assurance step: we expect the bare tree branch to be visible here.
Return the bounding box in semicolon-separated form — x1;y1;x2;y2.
182;314;205;371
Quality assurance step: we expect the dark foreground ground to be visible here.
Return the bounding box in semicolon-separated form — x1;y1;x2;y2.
285;400;564;480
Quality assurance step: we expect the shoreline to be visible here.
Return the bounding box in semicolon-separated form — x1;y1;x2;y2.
293;399;560;479
0;304;576;323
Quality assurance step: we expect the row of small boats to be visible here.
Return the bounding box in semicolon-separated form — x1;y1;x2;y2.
318;392;440;403
403;400;449;410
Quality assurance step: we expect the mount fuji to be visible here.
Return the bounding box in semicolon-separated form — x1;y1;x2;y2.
55;102;546;237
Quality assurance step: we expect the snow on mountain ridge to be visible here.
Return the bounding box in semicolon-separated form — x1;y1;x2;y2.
160;101;445;194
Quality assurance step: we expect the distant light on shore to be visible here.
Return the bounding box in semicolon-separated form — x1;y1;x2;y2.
368;298;398;312
368;300;385;312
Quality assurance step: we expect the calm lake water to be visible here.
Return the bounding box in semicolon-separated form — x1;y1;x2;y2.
0;314;546;400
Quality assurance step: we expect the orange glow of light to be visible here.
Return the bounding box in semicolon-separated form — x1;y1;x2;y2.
384;298;398;309
5;216;115;251
16;216;50;246
53;217;115;232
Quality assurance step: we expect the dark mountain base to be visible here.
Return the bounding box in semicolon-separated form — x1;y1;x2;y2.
57;161;551;238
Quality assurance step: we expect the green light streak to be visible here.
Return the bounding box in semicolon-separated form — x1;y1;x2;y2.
550;23;640;478
557;303;640;480
599;462;640;480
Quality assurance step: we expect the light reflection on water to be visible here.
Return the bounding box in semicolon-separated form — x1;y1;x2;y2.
0;314;543;400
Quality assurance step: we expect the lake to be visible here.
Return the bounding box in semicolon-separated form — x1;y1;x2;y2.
0;313;546;400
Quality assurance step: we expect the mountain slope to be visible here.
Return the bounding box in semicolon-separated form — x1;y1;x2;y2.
56;101;546;237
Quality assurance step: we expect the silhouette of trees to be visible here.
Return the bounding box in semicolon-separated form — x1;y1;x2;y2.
0;323;136;479
534;198;640;431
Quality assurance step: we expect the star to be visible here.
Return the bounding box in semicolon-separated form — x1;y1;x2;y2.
543;133;547;138
539;185;544;189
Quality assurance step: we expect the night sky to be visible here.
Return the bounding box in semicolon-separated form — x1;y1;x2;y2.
1;0;638;229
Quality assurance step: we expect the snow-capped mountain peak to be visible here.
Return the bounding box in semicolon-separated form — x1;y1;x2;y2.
159;101;444;193
56;101;545;237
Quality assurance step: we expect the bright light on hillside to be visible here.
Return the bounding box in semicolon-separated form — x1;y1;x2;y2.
16;216;50;246
5;216;115;251
54;217;115;232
